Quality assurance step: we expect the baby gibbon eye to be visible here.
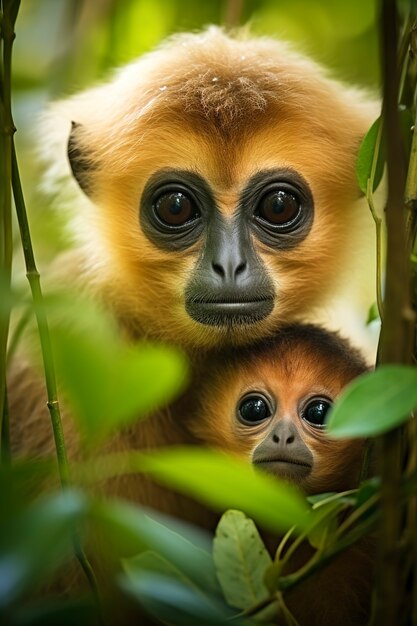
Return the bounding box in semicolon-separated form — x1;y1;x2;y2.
256;188;301;229
237;393;273;425
153;190;200;227
301;398;332;429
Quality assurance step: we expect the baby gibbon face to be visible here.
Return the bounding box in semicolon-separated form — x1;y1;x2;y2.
192;325;369;494
48;28;377;349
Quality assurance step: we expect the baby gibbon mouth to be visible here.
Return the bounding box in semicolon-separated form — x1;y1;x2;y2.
254;458;312;480
186;298;274;326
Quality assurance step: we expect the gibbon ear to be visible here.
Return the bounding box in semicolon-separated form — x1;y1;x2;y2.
67;121;94;196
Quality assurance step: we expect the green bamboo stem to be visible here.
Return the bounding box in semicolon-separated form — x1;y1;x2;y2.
375;2;415;625
11;145;104;621
0;2;14;464
11;134;70;487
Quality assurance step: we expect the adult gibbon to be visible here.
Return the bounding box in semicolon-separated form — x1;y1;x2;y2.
40;26;378;352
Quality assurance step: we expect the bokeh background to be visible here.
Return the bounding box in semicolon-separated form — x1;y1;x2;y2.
12;0;379;269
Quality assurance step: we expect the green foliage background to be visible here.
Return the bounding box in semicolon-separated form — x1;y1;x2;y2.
5;2;417;626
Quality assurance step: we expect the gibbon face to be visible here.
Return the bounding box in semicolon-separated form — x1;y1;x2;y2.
47;28;377;349
192;325;369;494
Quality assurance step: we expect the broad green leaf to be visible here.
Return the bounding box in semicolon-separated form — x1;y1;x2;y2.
0;490;88;608
52;321;188;444
327;365;417;438
94;499;219;593
124;551;200;593
120;573;251;626
123;551;229;621
213;510;271;610
134;448;311;532
356;117;385;194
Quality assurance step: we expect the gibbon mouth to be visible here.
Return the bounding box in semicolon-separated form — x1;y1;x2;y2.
254;458;312;480
186;297;274;326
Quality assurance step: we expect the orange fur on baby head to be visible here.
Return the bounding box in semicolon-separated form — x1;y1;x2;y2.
192;324;369;494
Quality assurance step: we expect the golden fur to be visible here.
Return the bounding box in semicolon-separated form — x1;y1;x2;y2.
40;26;378;352
10;28;378;623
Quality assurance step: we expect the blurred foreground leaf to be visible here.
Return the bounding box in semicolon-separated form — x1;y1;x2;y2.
122;551;244;626
94;499;218;594
0;490;88;609
327;365;417;437
50;298;188;444
131;448;311;532
121;573;251;626
213;510;271;610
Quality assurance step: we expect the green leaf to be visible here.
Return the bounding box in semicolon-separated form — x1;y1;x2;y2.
94;499;219;594
0;490;88;608
125;551;199;591
327;365;417;438
121;573;251;626
356;117;385;194
134;448;311;532
213;510;271;611
52;318;188;443
124;551;221;608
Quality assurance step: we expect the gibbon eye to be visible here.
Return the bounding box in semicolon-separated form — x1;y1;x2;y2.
154;191;199;227
237;394;273;425
256;189;301;227
301;398;332;428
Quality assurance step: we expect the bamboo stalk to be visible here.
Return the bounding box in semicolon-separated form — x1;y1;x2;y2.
375;1;415;624
0;0;15;464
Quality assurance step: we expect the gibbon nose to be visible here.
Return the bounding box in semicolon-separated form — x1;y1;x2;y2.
211;258;247;283
208;220;250;287
271;421;297;447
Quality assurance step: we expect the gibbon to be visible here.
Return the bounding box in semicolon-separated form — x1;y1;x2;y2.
191;323;370;493
10;22;379;520
190;323;372;626
9;26;378;623
41;26;378;352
